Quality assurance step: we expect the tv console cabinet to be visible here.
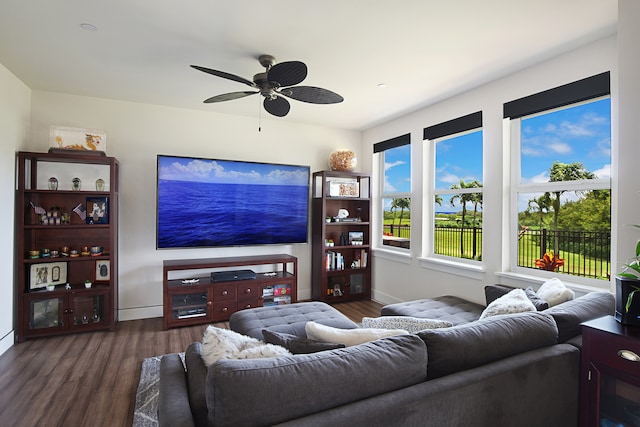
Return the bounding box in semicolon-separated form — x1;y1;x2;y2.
163;254;297;330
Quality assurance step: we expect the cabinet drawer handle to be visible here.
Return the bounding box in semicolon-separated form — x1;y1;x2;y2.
618;349;640;362
221;290;228;296
245;288;251;294
207;301;212;306
221;307;228;312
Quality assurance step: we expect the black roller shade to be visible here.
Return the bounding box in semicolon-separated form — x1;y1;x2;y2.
423;111;482;140
504;71;610;119
373;133;411;153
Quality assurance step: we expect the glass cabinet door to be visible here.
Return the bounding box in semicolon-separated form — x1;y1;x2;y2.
71;293;107;327
28;296;65;330
599;371;640;426
171;290;209;320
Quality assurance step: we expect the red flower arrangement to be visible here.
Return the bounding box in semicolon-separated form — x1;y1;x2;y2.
535;251;565;271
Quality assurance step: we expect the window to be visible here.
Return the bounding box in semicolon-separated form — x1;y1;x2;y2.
506;73;611;282
374;134;411;250
425;112;483;261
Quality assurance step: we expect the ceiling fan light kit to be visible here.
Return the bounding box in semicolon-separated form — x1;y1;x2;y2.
191;54;343;117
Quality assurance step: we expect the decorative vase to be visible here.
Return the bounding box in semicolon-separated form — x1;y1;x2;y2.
615;276;640;326
48;177;58;190
329;149;357;171
72;177;82;191
95;178;105;191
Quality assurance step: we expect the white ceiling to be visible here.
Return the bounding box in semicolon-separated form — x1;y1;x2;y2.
0;0;617;131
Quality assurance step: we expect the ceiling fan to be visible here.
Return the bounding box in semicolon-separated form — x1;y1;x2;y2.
191;55;344;117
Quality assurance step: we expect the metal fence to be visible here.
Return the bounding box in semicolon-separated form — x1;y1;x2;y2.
383;224;610;279
518;228;611;280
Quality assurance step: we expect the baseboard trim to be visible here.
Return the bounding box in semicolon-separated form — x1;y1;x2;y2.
118;305;163;321
0;330;14;357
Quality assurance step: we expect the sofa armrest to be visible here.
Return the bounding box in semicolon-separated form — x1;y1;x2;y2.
158;354;195;427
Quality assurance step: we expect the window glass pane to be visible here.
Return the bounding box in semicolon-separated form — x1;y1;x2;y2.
381;144;411;249
434;194;482;259
517;190;611;280
383;145;410;194
433;130;482;260
521;98;611;184
435;130;482;191
517;98;611;280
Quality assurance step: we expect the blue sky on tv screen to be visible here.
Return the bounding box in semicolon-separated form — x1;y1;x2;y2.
158;156;309;186
384;98;610;212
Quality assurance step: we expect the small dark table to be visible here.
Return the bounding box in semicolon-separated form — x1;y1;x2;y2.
580;315;640;427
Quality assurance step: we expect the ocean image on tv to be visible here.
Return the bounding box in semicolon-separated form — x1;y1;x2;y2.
157;156;309;248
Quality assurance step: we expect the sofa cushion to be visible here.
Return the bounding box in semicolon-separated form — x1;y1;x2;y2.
361;316;453;332
417;311;558;379
262;329;345;354
536;277;575;306
479;288;537;319
201;325;291;366
305;321;408;346
229;301;359;340
381;295;484;325
185;342;208;427
206;334;428;427
544;291;615;342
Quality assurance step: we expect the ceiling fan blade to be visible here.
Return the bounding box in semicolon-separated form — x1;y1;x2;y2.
190;65;255;87
203;91;258;103
263;96;290;117
267;61;307;87
281;86;344;104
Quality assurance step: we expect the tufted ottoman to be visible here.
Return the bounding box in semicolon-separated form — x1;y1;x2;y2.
229;301;359;340
381;295;485;326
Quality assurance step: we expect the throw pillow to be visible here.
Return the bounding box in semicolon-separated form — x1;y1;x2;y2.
305;321;408;346
361;316;453;333
201;325;291;367
479;288;537;319
484;284;515;305
524;286;550;310
262;329;345;354
536;277;575;306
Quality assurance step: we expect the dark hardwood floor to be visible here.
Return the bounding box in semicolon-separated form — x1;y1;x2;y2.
0;300;382;427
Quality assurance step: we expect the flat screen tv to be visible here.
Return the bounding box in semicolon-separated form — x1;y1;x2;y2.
157;155;310;249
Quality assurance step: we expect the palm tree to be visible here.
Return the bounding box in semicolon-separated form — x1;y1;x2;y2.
527;193;552;230
391;198;410;237
449;180;476;256
547;161;596;253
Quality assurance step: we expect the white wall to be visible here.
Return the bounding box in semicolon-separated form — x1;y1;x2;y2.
27;93;361;319
0;64;31;353
363;35;618;306
616;0;640;290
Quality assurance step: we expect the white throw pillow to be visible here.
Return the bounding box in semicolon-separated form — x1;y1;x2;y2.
361;316;453;333
480;288;537;319
536;277;575;306
305;321;408;347
201;325;291;367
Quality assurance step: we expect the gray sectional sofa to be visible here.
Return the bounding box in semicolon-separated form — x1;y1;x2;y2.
158;291;614;427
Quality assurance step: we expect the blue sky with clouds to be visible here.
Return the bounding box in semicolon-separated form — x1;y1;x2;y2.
520;97;611;183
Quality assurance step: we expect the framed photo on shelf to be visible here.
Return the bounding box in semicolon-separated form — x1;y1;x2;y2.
86;197;109;224
30;262;67;290
348;231;364;245
95;260;110;282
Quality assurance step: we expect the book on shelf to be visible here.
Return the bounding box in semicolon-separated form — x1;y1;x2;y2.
325;251;345;270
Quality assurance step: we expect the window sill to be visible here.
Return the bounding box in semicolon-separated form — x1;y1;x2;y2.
418;256;485;280
372;247;412;264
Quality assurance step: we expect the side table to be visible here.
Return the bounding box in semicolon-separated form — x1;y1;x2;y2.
580;315;640;426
